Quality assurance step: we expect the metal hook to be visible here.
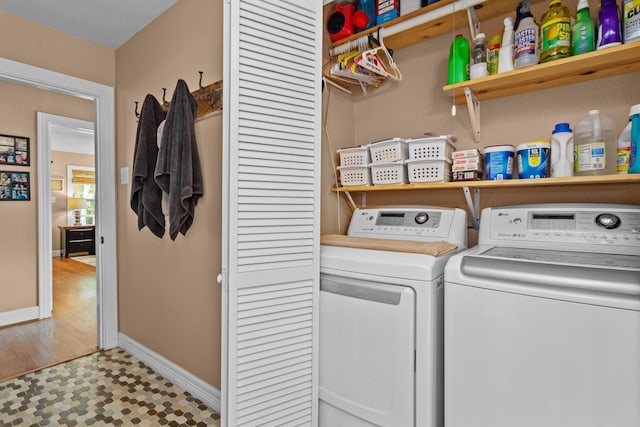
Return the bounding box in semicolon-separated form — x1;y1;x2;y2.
162;88;168;106
198;71;204;89
134;101;140;118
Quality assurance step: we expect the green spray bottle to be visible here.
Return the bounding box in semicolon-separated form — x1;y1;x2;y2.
448;34;470;84
572;0;595;55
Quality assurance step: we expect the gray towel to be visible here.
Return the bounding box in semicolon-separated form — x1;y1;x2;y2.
130;94;166;238
154;79;203;240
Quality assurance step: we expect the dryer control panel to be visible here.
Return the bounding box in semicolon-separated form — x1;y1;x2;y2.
347;207;467;248
479;204;640;253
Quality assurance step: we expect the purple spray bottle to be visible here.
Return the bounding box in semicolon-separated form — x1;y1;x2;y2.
597;0;622;49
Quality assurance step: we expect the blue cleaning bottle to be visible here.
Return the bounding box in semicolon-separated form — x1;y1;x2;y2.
628;107;640;173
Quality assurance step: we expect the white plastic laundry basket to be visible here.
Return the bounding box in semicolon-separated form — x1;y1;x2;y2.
406;159;451;183
406;136;454;161
369;138;408;164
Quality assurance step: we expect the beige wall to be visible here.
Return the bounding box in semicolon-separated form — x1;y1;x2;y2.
115;0;223;388
0;81;95;313
322;0;640;240
0;11;115;86
50;151;95;251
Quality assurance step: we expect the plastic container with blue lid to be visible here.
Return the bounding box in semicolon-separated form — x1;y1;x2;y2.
484;145;515;180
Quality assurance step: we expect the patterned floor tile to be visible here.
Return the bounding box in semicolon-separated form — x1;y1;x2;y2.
0;348;220;426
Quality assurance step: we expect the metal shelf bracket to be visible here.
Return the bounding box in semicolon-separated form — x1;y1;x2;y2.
464;87;480;143
462;186;480;229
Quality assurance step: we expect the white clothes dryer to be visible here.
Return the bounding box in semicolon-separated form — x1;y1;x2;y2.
444;203;640;427
320;206;468;427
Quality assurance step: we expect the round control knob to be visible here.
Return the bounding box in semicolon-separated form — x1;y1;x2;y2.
415;212;429;224
595;213;621;230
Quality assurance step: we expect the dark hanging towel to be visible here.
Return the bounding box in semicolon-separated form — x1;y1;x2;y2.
130;94;167;238
154;79;203;240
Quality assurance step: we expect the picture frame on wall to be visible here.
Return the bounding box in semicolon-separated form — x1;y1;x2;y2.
0;171;30;201
0;134;30;166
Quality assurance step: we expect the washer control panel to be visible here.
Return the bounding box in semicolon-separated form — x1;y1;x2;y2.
347;206;467;247
480;204;640;250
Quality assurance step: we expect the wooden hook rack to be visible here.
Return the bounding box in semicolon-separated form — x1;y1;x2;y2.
135;72;223;121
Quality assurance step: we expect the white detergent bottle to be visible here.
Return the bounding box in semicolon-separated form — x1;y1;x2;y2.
550;122;573;177
498;17;515;73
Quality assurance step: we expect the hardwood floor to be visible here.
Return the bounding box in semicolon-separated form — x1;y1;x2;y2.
0;257;97;382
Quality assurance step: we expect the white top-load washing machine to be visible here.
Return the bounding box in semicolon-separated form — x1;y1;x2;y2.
444;203;640;427
320;206;468;427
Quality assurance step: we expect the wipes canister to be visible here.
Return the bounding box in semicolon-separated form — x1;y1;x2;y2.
485;145;515;180
517;141;550;178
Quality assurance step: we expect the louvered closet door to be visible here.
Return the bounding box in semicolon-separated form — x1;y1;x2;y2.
221;1;322;426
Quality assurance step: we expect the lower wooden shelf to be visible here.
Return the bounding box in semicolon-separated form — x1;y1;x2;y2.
334;174;640;192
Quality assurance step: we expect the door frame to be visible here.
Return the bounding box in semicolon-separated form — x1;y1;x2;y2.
0;56;119;349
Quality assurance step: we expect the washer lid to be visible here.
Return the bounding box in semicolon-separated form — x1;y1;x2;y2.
446;245;640;311
481;247;640;270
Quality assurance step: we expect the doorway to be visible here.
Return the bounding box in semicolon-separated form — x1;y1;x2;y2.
0;57;118;350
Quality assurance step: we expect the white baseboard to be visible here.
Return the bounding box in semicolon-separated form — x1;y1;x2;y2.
0;306;39;327
118;333;221;412
51;249;62;257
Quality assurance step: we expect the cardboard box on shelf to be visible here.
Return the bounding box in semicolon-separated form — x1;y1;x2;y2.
377;0;400;24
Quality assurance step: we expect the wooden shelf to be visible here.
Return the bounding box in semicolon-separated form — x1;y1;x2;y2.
334;174;640;192
331;0;529;51
443;43;640;104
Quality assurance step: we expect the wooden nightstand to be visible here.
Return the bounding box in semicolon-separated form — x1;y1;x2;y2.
59;225;95;258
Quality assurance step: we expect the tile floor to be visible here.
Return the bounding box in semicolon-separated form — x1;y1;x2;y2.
0;348;221;426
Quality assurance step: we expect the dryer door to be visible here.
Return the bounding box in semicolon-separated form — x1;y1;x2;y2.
319;274;415;427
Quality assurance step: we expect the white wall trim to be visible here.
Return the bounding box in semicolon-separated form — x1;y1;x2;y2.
118;333;221;412
0;56;119;350
0;306;39;327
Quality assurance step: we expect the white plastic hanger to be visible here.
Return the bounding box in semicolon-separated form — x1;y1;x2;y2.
356;28;402;81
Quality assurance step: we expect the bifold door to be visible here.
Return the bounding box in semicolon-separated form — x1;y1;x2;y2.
221;1;322;426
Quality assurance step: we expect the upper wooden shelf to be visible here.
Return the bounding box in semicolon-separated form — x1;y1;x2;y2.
443;42;640;104
334;174;640;192
330;0;527;51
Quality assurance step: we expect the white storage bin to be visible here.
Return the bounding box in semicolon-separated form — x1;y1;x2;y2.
337;165;371;186
369;138;408;163
370;161;408;185
406;136;454;161
337;146;370;167
406;159;451;183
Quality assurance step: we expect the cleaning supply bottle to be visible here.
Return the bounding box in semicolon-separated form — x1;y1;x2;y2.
470;33;489;79
574;110;618;176
597;0;623;49
628;106;640;173
514;0;539;69
540;0;572;63
572;0;595;55
624;0;640;43
487;34;502;75
617;105;640;173
551;123;574;177
448;34;470;84
498;17;514;73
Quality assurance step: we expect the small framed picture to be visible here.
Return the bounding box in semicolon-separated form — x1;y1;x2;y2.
0;134;30;166
0;171;30;201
